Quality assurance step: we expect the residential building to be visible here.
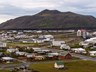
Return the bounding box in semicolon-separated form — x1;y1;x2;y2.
54;61;64;69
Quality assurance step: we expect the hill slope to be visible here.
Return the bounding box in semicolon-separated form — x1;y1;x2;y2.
0;9;96;30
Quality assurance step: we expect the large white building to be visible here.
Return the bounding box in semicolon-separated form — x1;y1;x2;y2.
79;37;96;47
77;29;89;38
52;41;65;46
77;30;82;36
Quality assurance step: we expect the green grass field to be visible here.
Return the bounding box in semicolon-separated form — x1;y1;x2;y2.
7;42;39;47
30;60;96;72
0;70;10;72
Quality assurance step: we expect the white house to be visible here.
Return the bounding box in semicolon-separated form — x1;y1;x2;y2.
32;48;42;52
39;35;54;39
79;37;96;47
52;41;65;46
6;48;19;53
36;30;42;33
0;42;7;47
54;61;64;69
79;41;90;48
60;44;70;50
77;29;88;38
15;34;27;38
35;55;45;60
77;30;82;36
1;57;14;63
89;51;96;56
15;51;27;56
33;38;45;43
71;48;86;54
41;49;51;53
25;53;34;58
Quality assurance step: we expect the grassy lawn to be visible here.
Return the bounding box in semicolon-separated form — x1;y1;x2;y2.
29;60;96;72
0;69;10;72
53;33;83;46
7;42;39;47
7;42;51;48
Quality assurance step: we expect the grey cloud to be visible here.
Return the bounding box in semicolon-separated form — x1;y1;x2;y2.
0;4;41;16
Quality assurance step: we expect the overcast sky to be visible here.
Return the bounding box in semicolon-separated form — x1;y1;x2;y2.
0;0;96;23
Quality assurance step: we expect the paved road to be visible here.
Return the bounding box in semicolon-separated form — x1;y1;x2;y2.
71;53;96;61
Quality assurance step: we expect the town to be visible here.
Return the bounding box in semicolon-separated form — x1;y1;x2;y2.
0;29;96;72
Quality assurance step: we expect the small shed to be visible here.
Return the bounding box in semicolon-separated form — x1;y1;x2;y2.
54;61;64;69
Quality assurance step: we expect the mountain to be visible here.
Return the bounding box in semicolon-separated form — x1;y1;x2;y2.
0;9;96;30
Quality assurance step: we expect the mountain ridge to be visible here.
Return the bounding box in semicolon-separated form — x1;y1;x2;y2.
0;9;96;30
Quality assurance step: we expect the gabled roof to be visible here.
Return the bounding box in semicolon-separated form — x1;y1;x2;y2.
2;57;14;60
55;61;64;65
59;52;71;56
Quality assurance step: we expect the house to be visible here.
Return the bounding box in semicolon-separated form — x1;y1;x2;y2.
47;52;59;59
36;30;42;33
52;41;65;46
77;29;88;38
15;51;27;56
0;42;7;47
58;52;72;60
26;54;33;58
33;38;45;43
25;53;36;58
37;51;45;55
6;48;19;53
79;41;90;48
32;48;42;52
1;57;15;63
39;35;54;41
42;49;51;53
54;61;64;69
60;44;70;50
39;35;53;38
71;48;86;54
35;55;45;60
47;53;59;57
89;51;96;56
79;37;96;48
15;32;27;38
77;30;82;37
